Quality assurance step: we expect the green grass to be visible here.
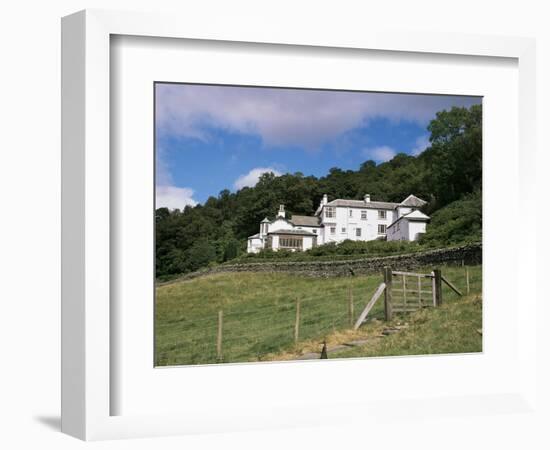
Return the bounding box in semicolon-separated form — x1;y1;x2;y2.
333;293;482;359
155;263;482;366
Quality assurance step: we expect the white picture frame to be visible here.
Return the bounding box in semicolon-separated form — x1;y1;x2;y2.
61;9;537;441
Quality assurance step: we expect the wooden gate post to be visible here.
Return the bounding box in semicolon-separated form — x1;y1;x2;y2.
383;267;393;321
433;269;443;306
216;310;223;362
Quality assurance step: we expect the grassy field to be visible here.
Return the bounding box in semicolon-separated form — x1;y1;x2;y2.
332;293;482;359
155;263;482;366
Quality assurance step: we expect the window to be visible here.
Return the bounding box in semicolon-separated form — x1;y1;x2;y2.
396;222;400;232
349;209;353;217
341;227;346;233
356;228;361;237
330;227;336;235
279;236;303;249
361;210;367;220
378;210;387;219
325;207;335;218
378;224;387;234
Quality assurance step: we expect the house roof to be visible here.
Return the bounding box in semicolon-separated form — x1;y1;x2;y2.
260;217;270;223
290;215;321;227
268;228;316;236
400;194;428;207
268;216;295;226
387;210;430;228
247;233;261;239
325;199;399;210
403;210;430;220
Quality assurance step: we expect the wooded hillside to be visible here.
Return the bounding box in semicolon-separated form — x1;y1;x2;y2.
156;104;482;279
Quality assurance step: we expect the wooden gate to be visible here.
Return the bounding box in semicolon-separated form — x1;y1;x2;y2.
353;266;463;328
383;268;439;319
383;267;463;320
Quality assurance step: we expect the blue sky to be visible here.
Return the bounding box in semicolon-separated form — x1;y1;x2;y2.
155;83;481;208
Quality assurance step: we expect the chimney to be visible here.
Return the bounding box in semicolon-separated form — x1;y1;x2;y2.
364;194;371;203
277;204;286;218
322;194;328;205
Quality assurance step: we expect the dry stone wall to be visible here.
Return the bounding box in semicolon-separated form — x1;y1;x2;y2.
162;243;482;284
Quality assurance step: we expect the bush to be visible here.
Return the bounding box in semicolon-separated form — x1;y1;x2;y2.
306;239;420;257
184;239;217;272
230;238;423;264
250;248;295;259
222;239;241;262
419;191;481;246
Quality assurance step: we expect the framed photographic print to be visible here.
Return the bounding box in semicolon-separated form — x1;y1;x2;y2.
153;82;483;368
62;9;538;441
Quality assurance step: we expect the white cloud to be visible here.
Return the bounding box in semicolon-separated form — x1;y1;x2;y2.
234;167;282;190
156;185;197;210
362;146;397;163
156;84;481;149
411;134;430;155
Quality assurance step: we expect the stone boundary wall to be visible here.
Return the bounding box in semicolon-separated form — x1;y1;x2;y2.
160;243;482;285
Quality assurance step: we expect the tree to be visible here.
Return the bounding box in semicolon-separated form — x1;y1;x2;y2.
421;104;482;207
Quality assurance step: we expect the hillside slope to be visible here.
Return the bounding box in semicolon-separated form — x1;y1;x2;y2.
155;264;482;366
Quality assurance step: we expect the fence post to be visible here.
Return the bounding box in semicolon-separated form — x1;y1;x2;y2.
402;274;407;308
466;267;470;294
417;275;422;307
217;309;223;362
433;269;443;306
294;298;301;344
348;287;354;327
383;267;393;321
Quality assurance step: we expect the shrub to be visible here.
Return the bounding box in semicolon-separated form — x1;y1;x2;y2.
419;191;481;246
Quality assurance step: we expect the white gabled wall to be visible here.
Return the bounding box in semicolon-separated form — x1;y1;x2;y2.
302;235;315;251
396;206;412;218
267;218;293;233
408;220;427;241
387;219;408;241
387;219;427;241
320;205;396;242
294;225;321;242
247;236;264;253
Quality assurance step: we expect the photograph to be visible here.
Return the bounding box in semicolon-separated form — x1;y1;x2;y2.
154;83;483;366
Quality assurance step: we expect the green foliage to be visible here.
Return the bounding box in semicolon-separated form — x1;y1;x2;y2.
185;239;217;272
419;191;482;246
156;104;482;278
306;239;420;256
244;248;296;260
421;104;482;209
222;239;241;262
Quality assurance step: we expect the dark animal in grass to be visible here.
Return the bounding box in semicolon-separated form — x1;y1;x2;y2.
320;341;328;359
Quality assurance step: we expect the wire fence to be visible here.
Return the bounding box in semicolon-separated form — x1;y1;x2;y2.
155;262;482;366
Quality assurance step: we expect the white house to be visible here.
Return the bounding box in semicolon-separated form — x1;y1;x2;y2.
247;194;430;253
